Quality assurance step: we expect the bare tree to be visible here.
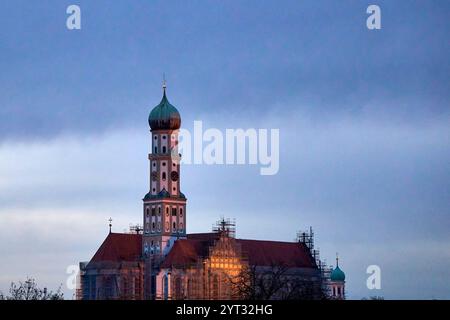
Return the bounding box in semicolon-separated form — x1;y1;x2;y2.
228;264;329;300
0;277;64;300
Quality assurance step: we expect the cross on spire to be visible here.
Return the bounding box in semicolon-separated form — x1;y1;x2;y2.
162;73;167;92
108;217;112;234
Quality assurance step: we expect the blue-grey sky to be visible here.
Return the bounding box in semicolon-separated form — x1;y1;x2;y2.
0;1;449;299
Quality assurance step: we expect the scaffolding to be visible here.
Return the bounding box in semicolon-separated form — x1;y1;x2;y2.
128;224;143;234
212;217;236;238
296;226;332;298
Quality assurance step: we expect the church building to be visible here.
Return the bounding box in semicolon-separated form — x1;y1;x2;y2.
77;85;345;300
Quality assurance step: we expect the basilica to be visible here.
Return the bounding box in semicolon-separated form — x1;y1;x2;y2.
77;85;346;300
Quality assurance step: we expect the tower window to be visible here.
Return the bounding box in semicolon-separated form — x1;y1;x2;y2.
152;222;155;229
146;208;149;216
154;136;157;140
180;208;183;217
162;172;166;180
154;147;158;153
172;208;177;216
162;162;166;167
172;222;176;230
153;188;156;192
162;135;166;140
153;162;156;167
163;146;167;153
158;207;161;214
151;208;156;216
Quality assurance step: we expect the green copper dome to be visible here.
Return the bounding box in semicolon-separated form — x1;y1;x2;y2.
330;266;345;281
148;88;181;130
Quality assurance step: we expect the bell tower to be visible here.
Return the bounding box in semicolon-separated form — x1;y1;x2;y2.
143;83;186;258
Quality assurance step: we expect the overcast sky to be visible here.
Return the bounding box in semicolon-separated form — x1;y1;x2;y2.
0;0;449;299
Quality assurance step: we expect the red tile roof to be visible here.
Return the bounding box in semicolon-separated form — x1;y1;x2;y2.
89;233;142;263
162;233;317;269
88;232;317;270
238;239;316;268
161;239;210;268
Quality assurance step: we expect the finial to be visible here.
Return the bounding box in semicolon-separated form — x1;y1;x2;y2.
336;252;339;267
162;73;167;92
109;217;112;234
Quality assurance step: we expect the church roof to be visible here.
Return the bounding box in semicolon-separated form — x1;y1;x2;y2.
161;233;317;269
89;233;142;265
87;232;317;270
239;239;316;268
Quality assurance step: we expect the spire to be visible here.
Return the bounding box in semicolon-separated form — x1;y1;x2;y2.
336;252;339;267
162;73;167;96
108;217;112;234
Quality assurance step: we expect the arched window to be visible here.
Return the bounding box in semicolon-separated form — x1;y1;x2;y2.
212;275;219;299
175;277;182;299
163;146;167;153
163;275;168;300
154;147;158;154
162;172;166;180
187;279;192;297
172;222;176;230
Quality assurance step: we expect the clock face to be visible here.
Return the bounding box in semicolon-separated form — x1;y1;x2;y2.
170;171;179;181
151;171;158;181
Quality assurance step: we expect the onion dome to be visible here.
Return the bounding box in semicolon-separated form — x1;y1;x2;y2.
148;86;181;131
330;255;346;281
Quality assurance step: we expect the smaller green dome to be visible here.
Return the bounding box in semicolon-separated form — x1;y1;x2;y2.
148;89;181;130
330;266;345;281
